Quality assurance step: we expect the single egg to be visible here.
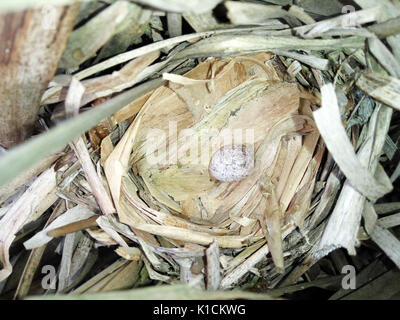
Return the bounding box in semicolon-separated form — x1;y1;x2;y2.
209;144;254;182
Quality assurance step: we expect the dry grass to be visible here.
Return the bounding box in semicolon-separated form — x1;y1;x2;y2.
0;0;399;300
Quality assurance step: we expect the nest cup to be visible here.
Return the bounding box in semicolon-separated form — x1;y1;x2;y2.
104;52;324;285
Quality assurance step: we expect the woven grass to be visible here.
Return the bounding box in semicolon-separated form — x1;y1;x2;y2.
0;0;399;300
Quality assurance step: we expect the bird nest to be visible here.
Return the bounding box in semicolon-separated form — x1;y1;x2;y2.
0;1;398;299
102;53;325;288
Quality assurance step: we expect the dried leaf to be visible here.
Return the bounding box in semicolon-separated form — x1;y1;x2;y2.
0;167;57;281
356;72;400;111
23;205;96;250
313;84;392;202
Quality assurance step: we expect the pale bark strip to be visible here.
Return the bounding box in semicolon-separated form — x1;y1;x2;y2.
296;6;380;38
368;37;400;78
313;84;391;202
260;190;284;272
0;4;79;147
362;201;378;235
15;244;48;298
367;17;400;38
308;168;342;229
0;167;57;281
378;212;400;229
0;152;60;205
167;13;182;38
220;243;269;289
375;202;400;215
205;241;221;291
287;5;315;25
356;72;400;111
174;35;365;60
58;232;79;292
131;223;250;249
65;78;85;117
71;137;116;215
14;201;66;299
313;93;392;258
65;77;115;215
271;50;329;70
226;1;289;25
24;205;96;249
96;216;130;247
370;224;400;269
66;234;94;290
59;1;131;69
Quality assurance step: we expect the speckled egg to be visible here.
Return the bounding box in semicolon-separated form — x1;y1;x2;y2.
209;144;254;182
